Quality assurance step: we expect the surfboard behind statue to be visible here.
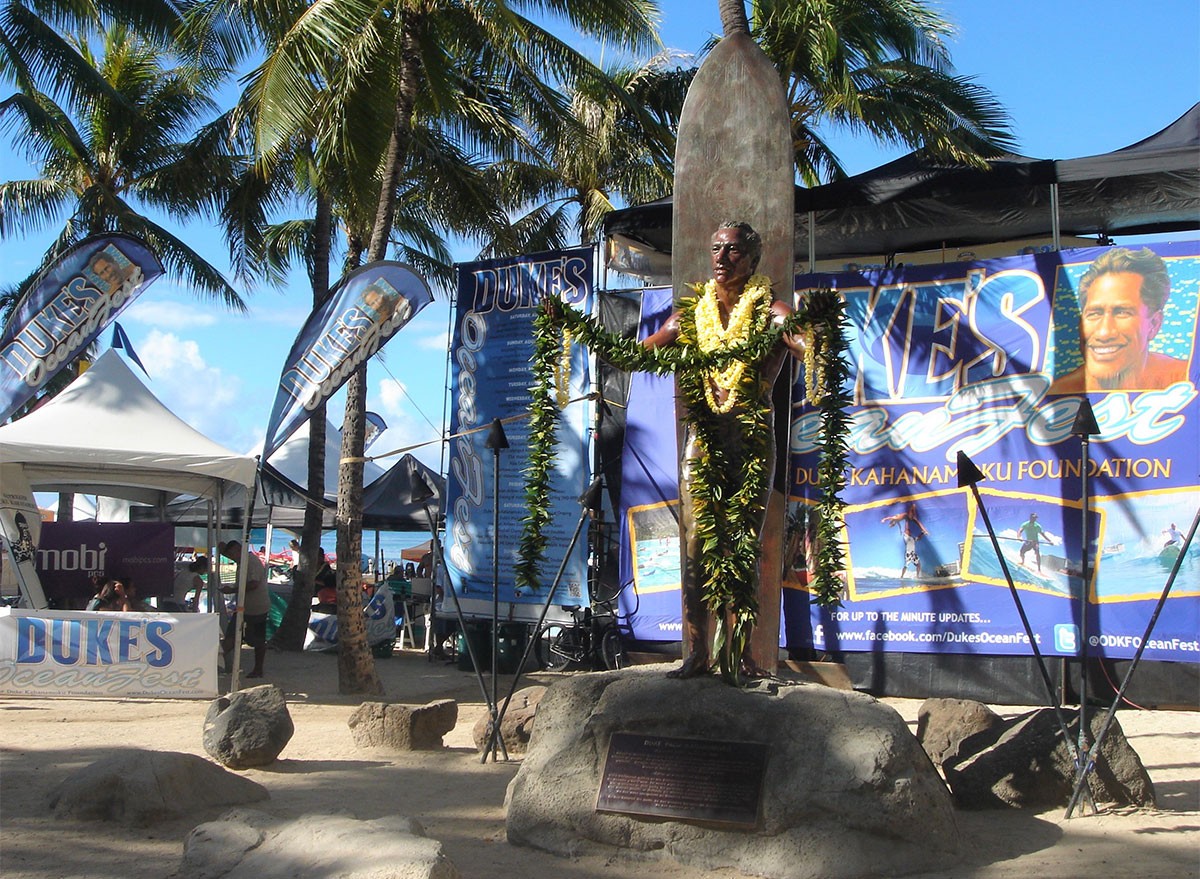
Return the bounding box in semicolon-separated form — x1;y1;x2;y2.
672;8;795;671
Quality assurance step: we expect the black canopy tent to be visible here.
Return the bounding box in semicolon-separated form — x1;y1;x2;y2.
131;452;446;532
603;103;1199;269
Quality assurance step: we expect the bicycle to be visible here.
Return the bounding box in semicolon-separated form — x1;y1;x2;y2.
534;600;627;672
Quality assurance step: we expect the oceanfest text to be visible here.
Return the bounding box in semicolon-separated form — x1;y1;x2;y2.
790;375;1195;462
279;295;416;412
0;263;145;389
448;254;589;574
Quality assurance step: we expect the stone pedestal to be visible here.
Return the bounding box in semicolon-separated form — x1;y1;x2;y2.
505;667;959;879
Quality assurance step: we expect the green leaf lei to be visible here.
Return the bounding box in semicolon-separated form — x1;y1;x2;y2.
518;289;850;665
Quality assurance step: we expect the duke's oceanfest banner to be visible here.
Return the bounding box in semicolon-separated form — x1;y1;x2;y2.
446;249;592;607
262;262;433;458
784;242;1199;663
0;608;218;698
0;234;164;421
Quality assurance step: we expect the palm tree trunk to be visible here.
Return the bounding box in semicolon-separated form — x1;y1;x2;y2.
367;12;422;263
329;14;422;695
272;187;333;650
335;234;381;695
719;0;750;36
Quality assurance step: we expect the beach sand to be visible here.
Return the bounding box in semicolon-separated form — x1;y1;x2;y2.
2;646;1197;879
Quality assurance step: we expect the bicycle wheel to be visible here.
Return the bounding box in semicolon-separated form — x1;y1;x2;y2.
535;624;574;671
600;624;626;670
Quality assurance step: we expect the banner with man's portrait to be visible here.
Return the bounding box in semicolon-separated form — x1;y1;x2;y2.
262;262;433;459
0;234;164;422
784;241;1199;663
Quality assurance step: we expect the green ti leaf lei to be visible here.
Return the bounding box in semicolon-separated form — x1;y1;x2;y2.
517;289;850;642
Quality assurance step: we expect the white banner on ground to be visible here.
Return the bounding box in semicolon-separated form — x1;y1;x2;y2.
0;608;218;698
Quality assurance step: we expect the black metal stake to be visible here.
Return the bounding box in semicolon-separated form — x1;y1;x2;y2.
483;418;509;764
1065;501;1200;817
483;478;602;762
1071;398;1101;794
956;451;1097;813
411;476;502;757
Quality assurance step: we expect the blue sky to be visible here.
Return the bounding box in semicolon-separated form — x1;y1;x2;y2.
2;0;1198;475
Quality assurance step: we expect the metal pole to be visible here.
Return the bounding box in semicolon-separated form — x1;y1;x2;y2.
1050;183;1061;251
1072;398;1100;790
1065;502;1200;817
484;478;602;760
490;444;500;760
1078;432;1091;769
957;451;1098;813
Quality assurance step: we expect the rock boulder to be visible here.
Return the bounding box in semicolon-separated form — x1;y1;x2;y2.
348;699;458;750
944;707;1155;810
505;667;959;879
48;751;267;824
178;809;459;879
916;698;1006;768
473;686;545;756
203;685;294;769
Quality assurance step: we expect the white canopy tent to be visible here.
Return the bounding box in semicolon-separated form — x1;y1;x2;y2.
0;351;259;674
0;350;258;502
130;420;388;529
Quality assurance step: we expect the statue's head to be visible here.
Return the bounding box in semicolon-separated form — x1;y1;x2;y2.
711;221;761;288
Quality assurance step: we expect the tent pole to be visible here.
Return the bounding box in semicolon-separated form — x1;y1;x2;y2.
1050;183;1062;251
229;461;261;694
807;211;816;270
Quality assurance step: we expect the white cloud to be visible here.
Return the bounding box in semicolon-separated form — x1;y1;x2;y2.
368;379;443;468
135;330;251;449
378;378;410;414
417;329;451;352
124;299;219;328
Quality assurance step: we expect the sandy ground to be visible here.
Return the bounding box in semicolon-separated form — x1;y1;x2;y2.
1;646;1197;879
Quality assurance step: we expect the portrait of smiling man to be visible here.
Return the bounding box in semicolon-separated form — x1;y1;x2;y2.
1049;247;1189;393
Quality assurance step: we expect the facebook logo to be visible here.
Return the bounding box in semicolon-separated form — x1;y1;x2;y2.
1054;624;1078;653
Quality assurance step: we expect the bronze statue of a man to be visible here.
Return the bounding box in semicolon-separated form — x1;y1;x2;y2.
642;220;806;679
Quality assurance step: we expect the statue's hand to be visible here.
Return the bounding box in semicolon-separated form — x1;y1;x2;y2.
542;296;563;321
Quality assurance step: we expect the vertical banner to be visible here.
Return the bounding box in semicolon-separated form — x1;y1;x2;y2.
616;287;685;639
262;262;433;458
0;464;46;607
783;242;1199;663
445;249;593;607
0;234;164;422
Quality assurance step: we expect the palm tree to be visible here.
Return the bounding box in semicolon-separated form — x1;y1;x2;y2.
1;20;245;517
483;52;690;253
0;24;245;307
747;0;1014;183
250;0;660;694
1;0;180;102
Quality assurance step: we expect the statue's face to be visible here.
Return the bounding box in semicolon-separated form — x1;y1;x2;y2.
710;228;755;289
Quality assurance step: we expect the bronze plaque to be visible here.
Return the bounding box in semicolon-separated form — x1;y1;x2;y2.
595;732;768;828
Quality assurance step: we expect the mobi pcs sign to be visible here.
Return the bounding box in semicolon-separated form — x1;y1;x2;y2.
0;234;164;421
262;262;433;458
445;248;592;609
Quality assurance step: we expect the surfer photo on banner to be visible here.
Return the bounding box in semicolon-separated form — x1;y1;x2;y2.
881;503;928;580
1017;512;1059;573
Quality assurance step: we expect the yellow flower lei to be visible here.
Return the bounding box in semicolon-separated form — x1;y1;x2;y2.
553;327;572;408
692;274;773;413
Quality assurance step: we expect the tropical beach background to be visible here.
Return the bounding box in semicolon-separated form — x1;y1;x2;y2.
2;1;1196;475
